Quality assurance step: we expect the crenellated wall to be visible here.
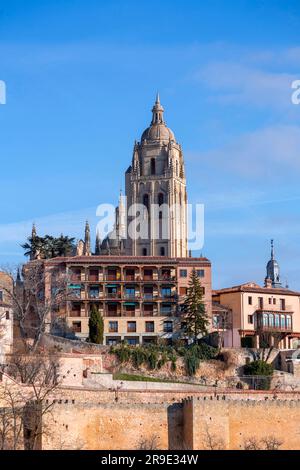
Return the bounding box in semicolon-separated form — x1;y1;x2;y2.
183;396;300;450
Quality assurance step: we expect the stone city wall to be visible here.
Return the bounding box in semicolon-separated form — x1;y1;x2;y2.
183;396;300;450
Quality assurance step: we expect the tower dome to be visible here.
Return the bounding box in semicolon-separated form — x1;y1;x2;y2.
265;240;282;288
141;94;176;143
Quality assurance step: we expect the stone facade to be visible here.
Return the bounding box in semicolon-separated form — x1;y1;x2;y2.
125;95;188;258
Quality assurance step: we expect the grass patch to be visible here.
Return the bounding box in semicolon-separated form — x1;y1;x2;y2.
113;372;206;386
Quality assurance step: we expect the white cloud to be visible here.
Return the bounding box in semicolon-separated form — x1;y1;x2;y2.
194;62;297;110
193;125;300;179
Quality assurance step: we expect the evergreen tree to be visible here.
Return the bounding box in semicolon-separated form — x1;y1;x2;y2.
88;305;104;344
182;268;209;343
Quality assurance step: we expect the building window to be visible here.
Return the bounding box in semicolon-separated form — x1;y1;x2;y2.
127;321;136;333
161;287;171;298
163;321;173;333
143;269;153;280
286;315;292;329
258;297;264;309
275;314;280;328
126;338;138;346
161;303;172;315
107;303;118;316
72;321;81;333
125;304;136;315
145;321;154;333
151;158;156;175
280;299;286;311
196;269;205;278
125;287;136;299
158;193;164;206
89;269;99;281
5;311;10;320
143;194;149;210
269;298;272;304
107;338;119;346
70;303;81;317
109;321;118;333
160;247;165;256
273;298;276;305
179;287;188;296
180;269;187;278
144;304;154;316
0;291;3;301
248;315;253;324
269;314;274;327
142;248;147;256
263;314;268;327
248;296;252;305
89;286;99;299
281;315;285;328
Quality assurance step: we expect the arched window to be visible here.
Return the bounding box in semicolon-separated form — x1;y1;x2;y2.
143;194;149;210
281;315;285;328
151;158;156;175
160;247;165;256
176;161;178;176
263;314;268;327
158;193;164;206
142;248;147;256
286;315;292;329
275;314;280;327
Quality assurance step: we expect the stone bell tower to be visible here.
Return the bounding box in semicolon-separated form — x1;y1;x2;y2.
125;94;188;257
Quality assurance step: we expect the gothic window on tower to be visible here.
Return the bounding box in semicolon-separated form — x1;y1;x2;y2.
143;194;149;210
158;193;164;206
151;158;156;175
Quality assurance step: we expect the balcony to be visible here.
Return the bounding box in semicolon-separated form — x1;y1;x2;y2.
105;292;121;299
255;310;293;333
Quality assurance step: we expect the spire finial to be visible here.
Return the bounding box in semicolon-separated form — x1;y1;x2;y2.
151;92;164;124
271;239;274;259
32;223;37;239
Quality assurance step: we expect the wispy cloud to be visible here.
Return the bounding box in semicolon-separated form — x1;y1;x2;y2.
194;62;297;110
191;124;300;179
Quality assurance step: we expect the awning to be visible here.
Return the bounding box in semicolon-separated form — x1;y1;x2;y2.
106;284;118;288
124;302;138;306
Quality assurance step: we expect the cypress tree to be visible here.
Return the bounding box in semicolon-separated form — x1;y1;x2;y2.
182;268;209;343
88;305;104;344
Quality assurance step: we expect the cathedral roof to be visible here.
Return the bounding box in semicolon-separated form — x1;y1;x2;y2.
141;94;176;143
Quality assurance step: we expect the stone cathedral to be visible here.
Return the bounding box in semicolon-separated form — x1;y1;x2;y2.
100;94;188;258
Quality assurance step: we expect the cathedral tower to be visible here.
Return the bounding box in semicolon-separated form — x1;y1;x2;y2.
125;95;188;257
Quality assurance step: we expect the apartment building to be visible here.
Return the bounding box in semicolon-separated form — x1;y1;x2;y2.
41;256;211;345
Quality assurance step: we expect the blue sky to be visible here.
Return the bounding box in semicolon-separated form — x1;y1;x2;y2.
0;0;300;289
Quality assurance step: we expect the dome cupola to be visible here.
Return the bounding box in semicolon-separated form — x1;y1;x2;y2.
141;93;175;143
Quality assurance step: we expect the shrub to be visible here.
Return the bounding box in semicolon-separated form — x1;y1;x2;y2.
244;360;273;376
243;359;274;390
185;350;200;376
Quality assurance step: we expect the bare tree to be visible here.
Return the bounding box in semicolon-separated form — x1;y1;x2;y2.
212;305;232;352
137;434;160;450
0;262;68;354
243;435;283;450
203;423;225;450
0;381;24;449
259;330;284;363
0;353;61;450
